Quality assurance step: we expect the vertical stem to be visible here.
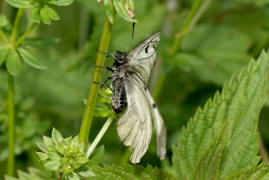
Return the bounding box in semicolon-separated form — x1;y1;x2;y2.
79;17;112;147
86;116;113;158
7;74;15;176
11;9;25;43
169;0;211;55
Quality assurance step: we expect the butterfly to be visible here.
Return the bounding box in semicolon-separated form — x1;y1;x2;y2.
104;32;166;163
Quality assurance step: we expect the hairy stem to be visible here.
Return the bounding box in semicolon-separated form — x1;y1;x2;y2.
15;23;37;47
79;17;112;147
169;0;211;55
11;9;25;43
7;74;15;176
86;116;113;158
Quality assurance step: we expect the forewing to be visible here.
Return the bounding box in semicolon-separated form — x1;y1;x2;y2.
144;88;167;160
116;75;152;164
128;32;160;84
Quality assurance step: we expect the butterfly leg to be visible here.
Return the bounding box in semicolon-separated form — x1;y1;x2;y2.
93;76;113;92
95;65;114;72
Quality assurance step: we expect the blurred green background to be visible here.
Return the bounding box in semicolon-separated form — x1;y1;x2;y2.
1;0;269;176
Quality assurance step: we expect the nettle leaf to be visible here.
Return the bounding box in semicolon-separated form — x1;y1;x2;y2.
6;50;21;76
18;48;46;69
48;0;74;6
172;51;269;179
113;0;137;23
89;164;173;180
0;15;8;27
6;0;34;8
226;163;269;180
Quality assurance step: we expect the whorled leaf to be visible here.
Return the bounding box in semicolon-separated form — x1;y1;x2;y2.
18;48;47;69
6;50;21;76
172;51;269;179
6;0;34;8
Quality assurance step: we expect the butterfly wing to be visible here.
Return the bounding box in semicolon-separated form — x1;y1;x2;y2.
116;75;152;163
128;32;160;84
144;88;167;160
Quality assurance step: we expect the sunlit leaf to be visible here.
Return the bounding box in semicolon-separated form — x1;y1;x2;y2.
173;51;269;179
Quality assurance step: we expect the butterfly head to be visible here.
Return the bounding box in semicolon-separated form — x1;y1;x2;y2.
114;50;128;65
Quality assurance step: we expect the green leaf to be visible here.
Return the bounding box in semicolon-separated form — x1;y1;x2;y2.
6;50;21;76
0;47;10;66
0;15;8;27
52;128;63;144
89;164;174;180
104;0;114;24
18;48;46;69
6;0;33;8
43;136;54;148
48;0;74;6
113;0;137;23
177;24;251;85
44;7;60;21
172;51;269;179
40;8;51;25
29;8;42;23
226;163;269;180
22;37;60;47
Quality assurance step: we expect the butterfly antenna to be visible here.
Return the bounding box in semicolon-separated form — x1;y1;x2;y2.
128;22;136;51
97;49;117;59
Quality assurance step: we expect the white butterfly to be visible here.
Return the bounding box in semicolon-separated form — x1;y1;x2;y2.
108;32;166;163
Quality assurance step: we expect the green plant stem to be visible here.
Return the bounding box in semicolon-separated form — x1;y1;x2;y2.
0;28;8;44
15;23;37;47
169;0;211;55
79;17;112;147
11;8;24;43
86;116;113;158
7;74;15;176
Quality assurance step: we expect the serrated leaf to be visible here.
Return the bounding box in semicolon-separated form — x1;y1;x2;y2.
48;0;73;6
89;164;173;180
44;6;60;21
113;0;137;23
0;15;8;27
0;47;10;66
18;48;46;69
6;0;33;8
226;163;269;180
29;8;41;23
52;128;63;144
6;50;21;76
172;51;269;179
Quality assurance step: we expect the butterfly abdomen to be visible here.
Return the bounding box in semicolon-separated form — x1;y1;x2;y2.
112;79;127;114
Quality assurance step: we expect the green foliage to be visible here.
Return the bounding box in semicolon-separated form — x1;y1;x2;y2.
36;128;94;179
5;168;56;180
172;51;269;179
89;164;175;180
